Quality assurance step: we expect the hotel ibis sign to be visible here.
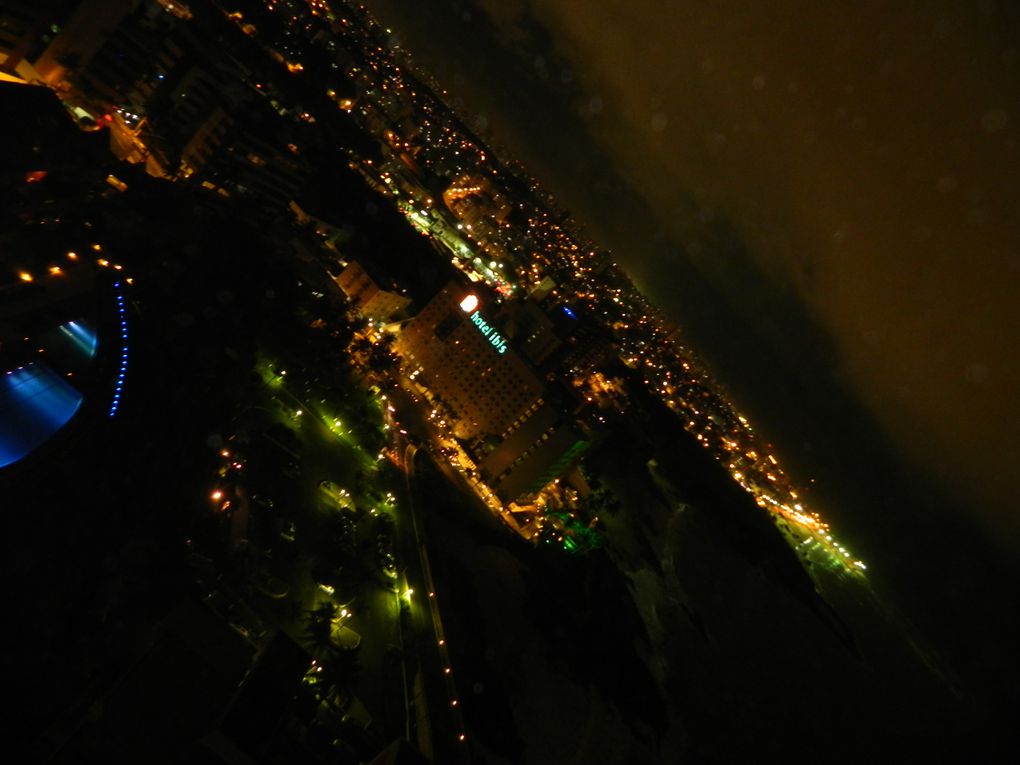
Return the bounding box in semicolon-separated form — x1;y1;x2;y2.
460;294;508;355
469;310;508;354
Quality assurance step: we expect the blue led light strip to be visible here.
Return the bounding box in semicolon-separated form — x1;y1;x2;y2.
109;281;128;417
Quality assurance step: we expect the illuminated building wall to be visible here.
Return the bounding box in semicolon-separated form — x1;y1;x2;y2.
334;261;411;323
479;402;589;503
0;0;76;80
395;282;544;441
360;289;411;324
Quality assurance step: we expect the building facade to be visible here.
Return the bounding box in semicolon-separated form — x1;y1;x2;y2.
396;282;590;502
479;402;588;503
395;283;544;442
333;261;411;323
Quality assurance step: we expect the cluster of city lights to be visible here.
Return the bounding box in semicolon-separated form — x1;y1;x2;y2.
321;0;869;583
754;490;867;573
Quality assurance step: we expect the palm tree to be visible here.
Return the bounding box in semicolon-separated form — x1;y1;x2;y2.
349;336;373;359
303;603;337;660
314;646;362;707
366;335;399;374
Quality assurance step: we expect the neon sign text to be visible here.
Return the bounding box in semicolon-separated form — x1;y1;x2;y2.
469;310;508;354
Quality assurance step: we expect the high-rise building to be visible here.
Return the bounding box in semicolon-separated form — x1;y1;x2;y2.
479;402;588;503
395;282;591;502
0;0;79;81
394;283;544;441
190;115;310;213
33;0;172;93
334;261;411;323
498;299;562;368
550;307;616;377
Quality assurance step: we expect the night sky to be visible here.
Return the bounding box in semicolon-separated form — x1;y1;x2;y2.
361;0;1020;717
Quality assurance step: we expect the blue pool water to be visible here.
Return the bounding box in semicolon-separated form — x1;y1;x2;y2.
0;363;83;468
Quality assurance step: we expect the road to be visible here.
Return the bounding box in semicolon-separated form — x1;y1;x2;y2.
383;411;472;762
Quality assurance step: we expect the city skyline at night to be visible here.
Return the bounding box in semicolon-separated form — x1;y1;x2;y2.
2;1;1018;762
